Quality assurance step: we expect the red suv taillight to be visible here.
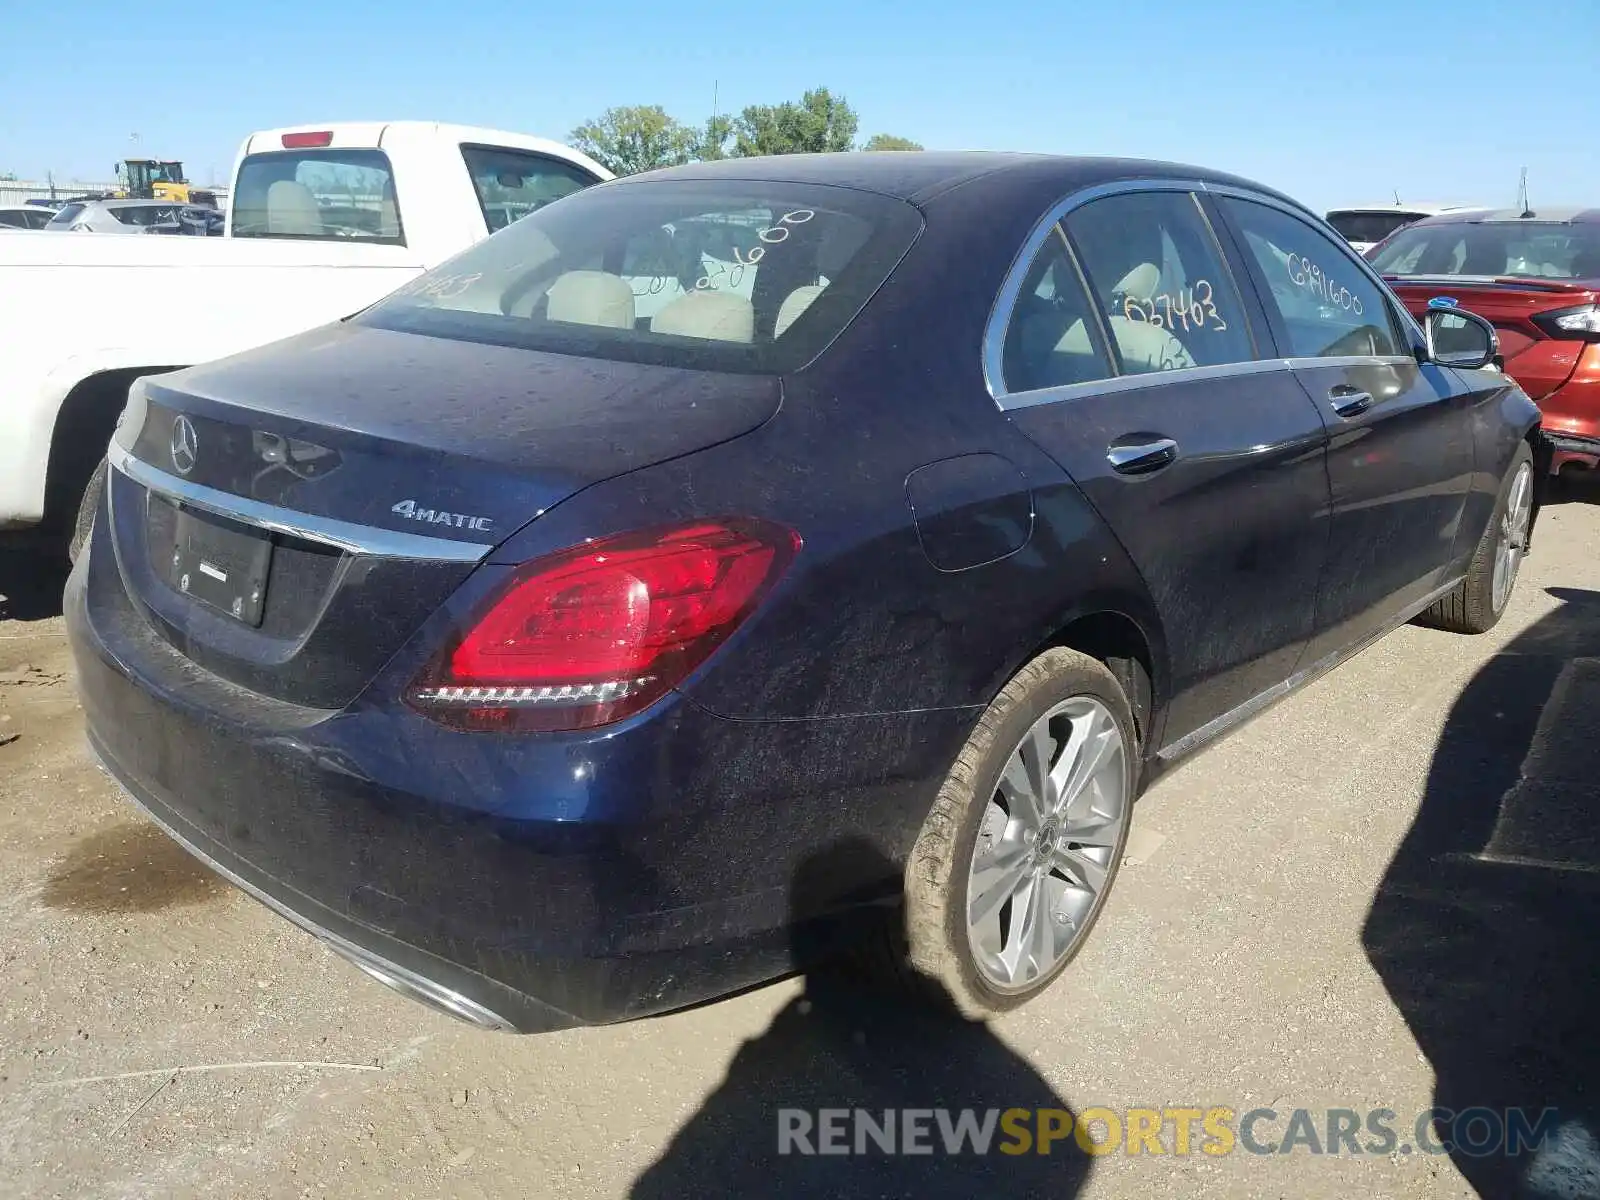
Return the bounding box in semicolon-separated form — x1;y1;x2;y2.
407;518;800;732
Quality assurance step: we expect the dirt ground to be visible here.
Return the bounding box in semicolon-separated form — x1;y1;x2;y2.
4;493;1600;1200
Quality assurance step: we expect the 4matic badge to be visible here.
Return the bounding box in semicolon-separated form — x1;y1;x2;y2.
390;499;494;534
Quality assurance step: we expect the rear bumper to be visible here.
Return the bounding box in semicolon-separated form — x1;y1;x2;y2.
1535;352;1600;472
65;519;973;1031
90;744;544;1031
1546;432;1600;473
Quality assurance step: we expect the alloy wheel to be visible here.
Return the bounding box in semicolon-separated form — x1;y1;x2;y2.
965;696;1130;992
1492;461;1534;614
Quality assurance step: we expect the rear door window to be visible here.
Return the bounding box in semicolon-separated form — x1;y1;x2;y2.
460;145;600;233
1223;198;1404;359
1063;191;1257;375
232;148;403;245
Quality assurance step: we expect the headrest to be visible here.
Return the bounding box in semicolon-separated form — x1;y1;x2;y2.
650;290;755;343
545;270;635;329
774;284;827;338
265;180;322;236
1112;263;1160;302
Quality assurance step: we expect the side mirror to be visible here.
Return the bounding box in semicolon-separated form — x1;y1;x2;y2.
1424;298;1499;370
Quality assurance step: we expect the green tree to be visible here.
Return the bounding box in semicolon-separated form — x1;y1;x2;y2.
695;113;734;162
862;134;923;152
732;88;860;157
570;106;699;176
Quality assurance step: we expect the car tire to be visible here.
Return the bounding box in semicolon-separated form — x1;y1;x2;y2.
1417;442;1535;635
67;457;107;565
878;647;1140;1019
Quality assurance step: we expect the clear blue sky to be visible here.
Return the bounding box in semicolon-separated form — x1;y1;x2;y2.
3;0;1595;213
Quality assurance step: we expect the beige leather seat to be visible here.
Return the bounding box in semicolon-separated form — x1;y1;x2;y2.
1104;261;1194;373
774;284;826;338
265;180;322;236
650;291;755;343
546;271;635;329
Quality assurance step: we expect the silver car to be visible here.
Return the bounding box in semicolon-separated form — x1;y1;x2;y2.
0;204;57;231
43;199;209;235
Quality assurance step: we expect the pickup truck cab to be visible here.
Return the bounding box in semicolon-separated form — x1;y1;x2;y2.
0;121;610;553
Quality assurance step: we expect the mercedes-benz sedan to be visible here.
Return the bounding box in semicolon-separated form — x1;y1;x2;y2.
68;153;1542;1031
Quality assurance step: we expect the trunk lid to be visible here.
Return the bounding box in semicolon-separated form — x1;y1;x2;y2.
1386;275;1599;399
106;322;780;709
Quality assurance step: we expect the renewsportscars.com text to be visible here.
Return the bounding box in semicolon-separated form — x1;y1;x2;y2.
777;1106;1561;1158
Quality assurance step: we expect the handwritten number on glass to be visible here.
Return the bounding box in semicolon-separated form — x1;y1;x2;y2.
1284;253;1364;316
1122;280;1228;332
401;272;483;301
695;210;815;291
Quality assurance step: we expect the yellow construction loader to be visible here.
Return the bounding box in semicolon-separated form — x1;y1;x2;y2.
114;159;218;207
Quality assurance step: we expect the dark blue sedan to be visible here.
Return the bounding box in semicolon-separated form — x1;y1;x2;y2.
67;153;1541;1031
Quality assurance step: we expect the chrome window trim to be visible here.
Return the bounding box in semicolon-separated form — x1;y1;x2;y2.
983;177;1427;409
1284;354;1419;370
999;356;1297;412
106;443;493;563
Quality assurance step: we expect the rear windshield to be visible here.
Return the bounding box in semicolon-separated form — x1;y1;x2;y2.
1326;211;1424;246
47;204;85;226
1371;221;1600;281
358;179;923;374
231;148;404;245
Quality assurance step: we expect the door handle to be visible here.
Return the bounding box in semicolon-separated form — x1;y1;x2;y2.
1106;436;1179;475
1329;386;1375;418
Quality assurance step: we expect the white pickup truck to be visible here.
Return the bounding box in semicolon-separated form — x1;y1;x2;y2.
0;121;609;554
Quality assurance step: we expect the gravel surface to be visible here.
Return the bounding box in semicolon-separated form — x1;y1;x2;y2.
3;494;1600;1199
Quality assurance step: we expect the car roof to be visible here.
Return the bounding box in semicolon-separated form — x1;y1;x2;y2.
1409;205;1600;226
1327;203;1478;216
616;152;1311;214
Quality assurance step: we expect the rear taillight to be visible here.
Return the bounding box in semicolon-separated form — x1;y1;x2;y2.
1533;304;1600;340
408;518;800;732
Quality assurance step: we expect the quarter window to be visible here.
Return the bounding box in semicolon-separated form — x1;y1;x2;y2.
999;229;1114;393
1222;198;1402;359
1064;191;1256;375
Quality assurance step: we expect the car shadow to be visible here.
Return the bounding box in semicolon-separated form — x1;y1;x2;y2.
1363;586;1600;1198
0;544;69;622
630;838;1092;1199
1546;470;1600;507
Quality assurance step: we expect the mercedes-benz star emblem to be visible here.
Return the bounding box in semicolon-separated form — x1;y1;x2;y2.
170;415;198;476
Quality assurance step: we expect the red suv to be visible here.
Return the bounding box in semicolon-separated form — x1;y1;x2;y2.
1369;208;1600;474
